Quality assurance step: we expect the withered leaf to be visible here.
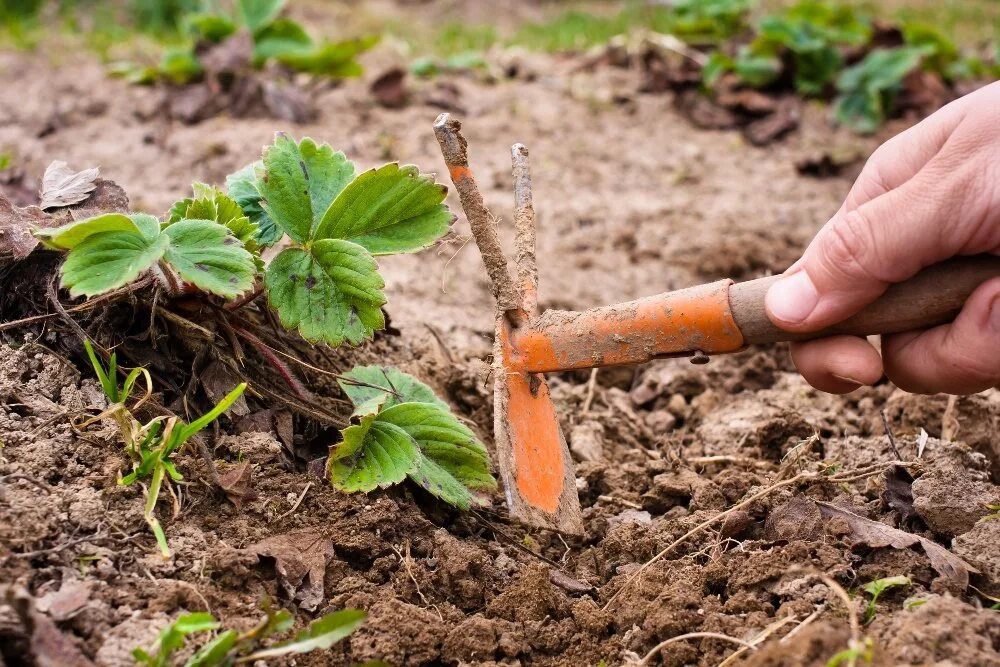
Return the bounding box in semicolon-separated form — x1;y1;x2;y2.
251;529;334;612
35;581;92;622
39;161;100;210
0;194;51;258
371;67;409;109
4;587;95;667
817;501;977;588
882;465;917;523
218;461;256;509
201;360;250;417
549;569;594;596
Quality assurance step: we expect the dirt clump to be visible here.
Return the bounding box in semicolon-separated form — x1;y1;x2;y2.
911;468;999;537
952;519;1000;585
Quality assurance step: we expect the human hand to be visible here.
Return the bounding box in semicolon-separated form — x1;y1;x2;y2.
765;81;1000;395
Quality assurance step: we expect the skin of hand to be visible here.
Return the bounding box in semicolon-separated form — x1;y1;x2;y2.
765;81;1000;395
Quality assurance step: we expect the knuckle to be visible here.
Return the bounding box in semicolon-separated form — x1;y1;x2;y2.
820;210;880;281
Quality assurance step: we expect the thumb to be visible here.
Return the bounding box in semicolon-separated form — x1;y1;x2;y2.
765;170;953;332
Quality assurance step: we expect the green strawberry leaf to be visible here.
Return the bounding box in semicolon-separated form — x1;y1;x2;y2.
60;229;169;298
184;12;238;43
163;220;257;298
273;36;378;76
314;163;452;255
264;240;385;346
168;184;263;268
834;47;927;134
36;212;156;250
338;365;449;416
379;402;496;508
258;134;356;244
253;18;313;62
237;0;286;35
226;161;282;246
328;412;419;492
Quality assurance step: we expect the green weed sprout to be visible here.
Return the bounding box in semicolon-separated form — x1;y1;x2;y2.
121;383;247;559
81;339;152;457
826;636;874;667
82;338;245;558
133;602;366;666
861;575;911;624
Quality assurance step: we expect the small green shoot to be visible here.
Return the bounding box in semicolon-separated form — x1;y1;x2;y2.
826;637;874;667
861;575;911;624
133;602;366;666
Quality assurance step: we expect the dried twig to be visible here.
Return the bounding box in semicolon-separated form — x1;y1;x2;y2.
638;632;756;666
275;482;312;522
880;409;901;460
717;615;798;667
581;368;599;414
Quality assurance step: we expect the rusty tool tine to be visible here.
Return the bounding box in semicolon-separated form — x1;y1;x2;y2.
433;113;521;312
511;144;538;316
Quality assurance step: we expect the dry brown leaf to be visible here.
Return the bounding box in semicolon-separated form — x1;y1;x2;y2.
817;501;977;588
3;587;95;667
882;465;917;523
201;360;250;417
35;581;92;622
251;528;334;611
39;161;99;210
218;461;256;509
0;194;52;258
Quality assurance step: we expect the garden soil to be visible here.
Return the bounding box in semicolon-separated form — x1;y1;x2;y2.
1;3;999;665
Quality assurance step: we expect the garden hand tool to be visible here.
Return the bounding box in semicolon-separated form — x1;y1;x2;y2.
434;113;1000;536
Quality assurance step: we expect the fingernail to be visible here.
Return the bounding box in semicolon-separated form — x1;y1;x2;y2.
767;271;819;324
832;373;865;388
990;296;1000;333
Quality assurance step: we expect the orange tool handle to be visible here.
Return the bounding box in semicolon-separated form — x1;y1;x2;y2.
507;255;1000;373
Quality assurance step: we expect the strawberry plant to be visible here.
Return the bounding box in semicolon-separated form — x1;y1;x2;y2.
36;133;452;346
34;134;495;519
134;602;365;666
723;0;872;95
114;0;377;85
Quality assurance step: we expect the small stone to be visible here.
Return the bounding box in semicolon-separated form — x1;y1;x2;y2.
667;393;687;416
643;410;676;433
606;509;652;529
569;421;604;462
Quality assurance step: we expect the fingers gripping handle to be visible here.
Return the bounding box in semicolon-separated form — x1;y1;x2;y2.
731;255;1000;345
